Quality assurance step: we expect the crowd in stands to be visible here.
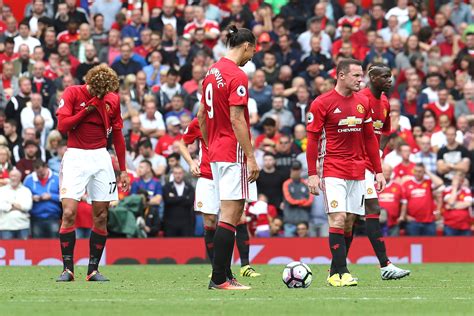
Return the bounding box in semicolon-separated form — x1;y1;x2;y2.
0;0;473;240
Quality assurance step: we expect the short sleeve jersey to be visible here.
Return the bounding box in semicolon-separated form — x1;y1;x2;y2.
57;85;122;149
182;118;213;180
359;88;391;172
201;57;250;163
306;89;372;180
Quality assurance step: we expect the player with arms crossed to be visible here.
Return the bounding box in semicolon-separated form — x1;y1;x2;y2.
356;63;410;279
306;59;386;287
178;118;260;278
56;65;130;282
199;25;259;290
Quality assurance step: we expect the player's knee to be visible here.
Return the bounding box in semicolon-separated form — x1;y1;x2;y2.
93;210;108;227
61;208;77;226
365;199;381;215
203;214;217;228
329;213;346;229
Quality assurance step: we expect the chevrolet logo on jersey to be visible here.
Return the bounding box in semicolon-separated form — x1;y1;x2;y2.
338;116;362;127
373;120;384;129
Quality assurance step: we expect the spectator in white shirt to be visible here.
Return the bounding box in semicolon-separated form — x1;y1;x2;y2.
139;95;166;144
20;93;54;131
379;15;409;44
297;17;332;58
385;0;409;26
13;21;41;54
431;114;464;153
0;169;33;239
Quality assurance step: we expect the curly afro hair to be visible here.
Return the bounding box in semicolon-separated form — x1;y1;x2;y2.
85;64;120;98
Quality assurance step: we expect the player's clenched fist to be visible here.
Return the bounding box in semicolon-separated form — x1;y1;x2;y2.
375;173;386;193
119;171;130;192
307;175;321;195
247;158;260;183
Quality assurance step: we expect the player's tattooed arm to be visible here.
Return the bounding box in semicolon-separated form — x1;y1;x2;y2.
197;102;208;146
230;106;259;182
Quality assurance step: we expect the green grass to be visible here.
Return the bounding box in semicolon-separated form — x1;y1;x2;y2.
0;264;473;316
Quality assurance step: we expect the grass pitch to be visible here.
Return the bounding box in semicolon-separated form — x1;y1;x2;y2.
0;264;472;316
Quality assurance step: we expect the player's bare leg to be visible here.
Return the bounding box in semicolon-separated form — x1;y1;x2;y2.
209;200;250;290
366;199;410;280
327;212;357;287
86;201;110;282
237;213;260;277
57;198;78;282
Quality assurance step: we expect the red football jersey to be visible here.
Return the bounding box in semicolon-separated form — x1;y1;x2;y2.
378;181;403;227
201;58;250;163
57;85;123;149
393;162;415;180
402;178;436;223
182;118;212;180
425;102;455;126
442;186;472;230
307;89;372;180
359;88;391;172
155;133;182;157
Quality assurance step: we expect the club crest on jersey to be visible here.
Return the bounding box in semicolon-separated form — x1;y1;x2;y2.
373;120;384;129
237;85;246;97
367;188;374;195
356;104;365;114
197;201;203;208
307;112;314;123
383;108;388;118
330;200;338;208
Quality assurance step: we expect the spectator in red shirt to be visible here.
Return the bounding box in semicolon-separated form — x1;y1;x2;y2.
0;37;17;73
442;171;472;236
337;1;361;32
57;19;80;44
183;64;204;94
183;5;220;48
439;25;464;57
254;117;281;150
400;163;444;236
0;146;13;187
155;116;182;157
134;29;153;58
379;164;404;236
332;24;359;60
425;88;455;127
393;144;416;183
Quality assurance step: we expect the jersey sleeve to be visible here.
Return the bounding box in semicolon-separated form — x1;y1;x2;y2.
382;97;391;134
182;119;200;145
228;71;249;107
105;93;123;131
306;98;327;133
361;95;372;124
56;86;75;116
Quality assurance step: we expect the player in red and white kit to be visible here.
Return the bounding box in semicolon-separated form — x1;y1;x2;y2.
198;25;259;290
178;118;260;279
306;59;385;287
358;63;410;280
56;65;130;282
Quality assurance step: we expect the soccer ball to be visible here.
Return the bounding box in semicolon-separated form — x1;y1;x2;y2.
282;261;313;288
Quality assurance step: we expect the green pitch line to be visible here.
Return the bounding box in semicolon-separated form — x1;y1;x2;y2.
0;264;472;316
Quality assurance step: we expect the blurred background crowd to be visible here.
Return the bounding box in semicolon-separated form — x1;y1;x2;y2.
0;0;473;240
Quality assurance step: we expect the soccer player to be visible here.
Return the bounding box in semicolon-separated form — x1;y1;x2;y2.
357;63;411;279
178;118;261;278
56;65;130;282
198;25;259;290
306;59;386;287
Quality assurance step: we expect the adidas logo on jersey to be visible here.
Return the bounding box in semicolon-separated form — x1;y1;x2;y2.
334;108;342;114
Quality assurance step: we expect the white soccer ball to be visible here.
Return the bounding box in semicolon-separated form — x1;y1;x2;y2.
282;261;313;288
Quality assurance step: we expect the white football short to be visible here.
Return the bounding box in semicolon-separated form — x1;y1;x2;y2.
59;148;118;202
194;177;219;215
321;177;365;215
210;162;257;202
365;169;378;200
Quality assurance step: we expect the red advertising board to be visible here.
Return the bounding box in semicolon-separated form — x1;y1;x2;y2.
0;237;472;266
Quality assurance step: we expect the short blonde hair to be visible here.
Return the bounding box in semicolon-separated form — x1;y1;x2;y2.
0;145;11;162
85;64;120;98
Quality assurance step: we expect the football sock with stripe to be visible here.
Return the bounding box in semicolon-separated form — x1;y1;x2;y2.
329;227;349;276
211;222;236;285
236;223;250;267
59;226;76;273
366;215;390;267
204;225;216;263
88;227;107;275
